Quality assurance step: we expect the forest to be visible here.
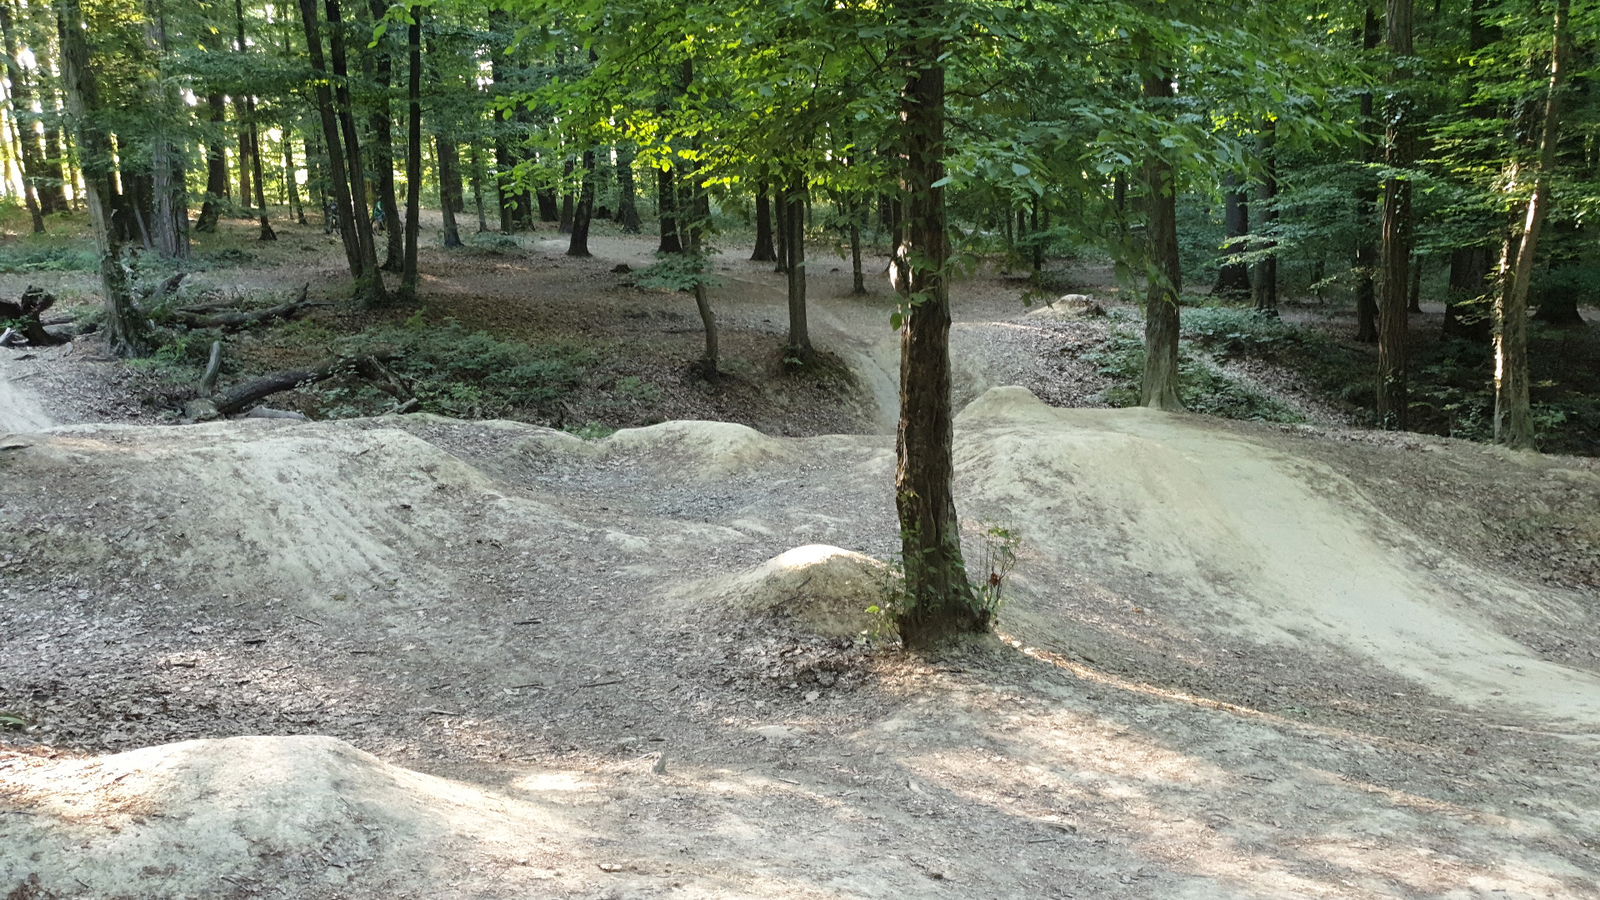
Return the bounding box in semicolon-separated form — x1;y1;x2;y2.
2;0;1600;897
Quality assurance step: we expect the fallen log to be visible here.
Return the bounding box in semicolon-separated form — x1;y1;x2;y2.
0;287;68;347
140;271;187;302
185;351;400;420
173;283;316;331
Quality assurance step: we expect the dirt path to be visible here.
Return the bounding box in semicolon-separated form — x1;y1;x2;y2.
0;352;55;432
3;399;1598;898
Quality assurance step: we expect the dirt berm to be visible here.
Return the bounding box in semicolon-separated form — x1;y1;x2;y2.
3;387;1598;898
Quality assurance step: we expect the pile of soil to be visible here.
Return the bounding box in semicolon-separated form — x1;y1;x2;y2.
3;391;1598;898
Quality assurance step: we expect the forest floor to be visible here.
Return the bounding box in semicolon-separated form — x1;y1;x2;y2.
2;212;1600;899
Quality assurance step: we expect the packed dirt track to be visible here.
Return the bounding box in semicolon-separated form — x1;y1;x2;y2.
4;388;1600;898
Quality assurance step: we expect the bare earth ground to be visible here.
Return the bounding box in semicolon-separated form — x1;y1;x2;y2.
2;218;1600;899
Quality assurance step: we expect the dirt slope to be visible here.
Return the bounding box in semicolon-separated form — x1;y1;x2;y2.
3;391;1599;898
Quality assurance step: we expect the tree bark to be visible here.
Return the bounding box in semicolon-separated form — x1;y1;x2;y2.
567;149;596;257
364;0;400;268
681;59;716;376
1139;65;1184;411
297;0;365;286
558;156;575;234
751;179;776;261
1376;0;1414;429
657;165;682;254
1354;4;1381;343
1493;0;1568;451
57;0;145;356
146;0;188;256
892;0;983;649
1251;120;1278;315
850;199;866;295
437;136;463;247
326;0;385;302
0;1;44;233
194;81;229;232
784;172;811;360
400;9;421;296
1444;245;1493;340
469;141;489;232
616;147;641;233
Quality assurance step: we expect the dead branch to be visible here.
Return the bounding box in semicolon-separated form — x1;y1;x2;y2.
140;271;187;302
198;341;224;395
211;351;398;417
0;287;68;347
173;283;316;331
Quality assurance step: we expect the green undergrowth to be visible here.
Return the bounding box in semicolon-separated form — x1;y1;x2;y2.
314;314;597;419
1090;307;1306;423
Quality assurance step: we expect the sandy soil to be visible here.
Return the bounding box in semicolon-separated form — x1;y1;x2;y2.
3;218;1599;898
2;385;1599;898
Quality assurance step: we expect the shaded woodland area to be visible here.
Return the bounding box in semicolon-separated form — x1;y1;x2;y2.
3;2;1600;896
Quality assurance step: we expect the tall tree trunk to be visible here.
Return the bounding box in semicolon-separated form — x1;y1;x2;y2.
1252;120;1278;315
1494;0;1568;451
567;149;596;257
57;0;145;356
1355;4;1381;343
1444;245;1493;340
47;120;70;211
784;172;812;360
850;198;866;295
1214;173;1250;297
0;80;43;232
365;0;400;269
232;0;251;217
248;115;274;240
437;136;462;247
326;0;385;302
236;116;252;217
146;0;187;256
300;0;356;268
1408;252;1422;312
616;147;641;233
558;156;575;234
1030;197;1045;279
284;130;305;224
234;0;273;240
774;185;790;273
0;1;43;232
892;0;983;649
195;88;229;232
536;185;559;222
1140;64;1184;411
1444;0;1500;338
399;9;421;297
657;165;682;253
1377;0;1414;428
469;141;488;232
751;179;776;261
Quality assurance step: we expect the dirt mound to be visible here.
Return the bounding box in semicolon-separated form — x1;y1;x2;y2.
4;392;1600;898
1023;294;1106;320
683;544;892;637
0;735;587;898
604;419;794;476
957;387;1600;728
2;419;584;618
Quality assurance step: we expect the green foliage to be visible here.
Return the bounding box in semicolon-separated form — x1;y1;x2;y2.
972;522;1020;619
635;252;718;293
0;245;98;273
331;319;595;420
1091;310;1305;423
565;421;617;440
1180;305;1302;357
